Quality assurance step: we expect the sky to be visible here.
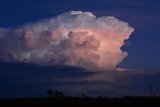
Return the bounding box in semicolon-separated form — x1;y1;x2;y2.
0;0;160;98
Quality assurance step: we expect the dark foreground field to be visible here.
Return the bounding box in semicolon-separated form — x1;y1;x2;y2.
1;97;160;107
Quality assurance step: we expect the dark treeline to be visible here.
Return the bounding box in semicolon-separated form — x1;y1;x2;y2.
1;95;160;107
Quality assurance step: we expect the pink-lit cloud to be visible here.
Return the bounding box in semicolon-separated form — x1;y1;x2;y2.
0;11;134;70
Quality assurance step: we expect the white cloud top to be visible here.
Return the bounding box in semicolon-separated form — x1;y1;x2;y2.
0;11;134;70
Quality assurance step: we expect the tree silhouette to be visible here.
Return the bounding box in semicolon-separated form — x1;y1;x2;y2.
47;89;54;98
81;93;87;98
54;90;65;98
47;89;65;98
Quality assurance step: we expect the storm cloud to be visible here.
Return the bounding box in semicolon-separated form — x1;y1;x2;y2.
0;11;134;70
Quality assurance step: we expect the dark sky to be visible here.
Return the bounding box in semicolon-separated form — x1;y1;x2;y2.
0;0;160;98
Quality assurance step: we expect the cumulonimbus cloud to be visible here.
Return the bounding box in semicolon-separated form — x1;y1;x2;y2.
0;11;134;70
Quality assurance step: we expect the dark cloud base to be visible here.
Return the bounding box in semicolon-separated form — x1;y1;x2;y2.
0;62;160;98
0;62;95;98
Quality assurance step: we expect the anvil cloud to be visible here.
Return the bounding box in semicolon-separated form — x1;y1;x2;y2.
0;11;134;70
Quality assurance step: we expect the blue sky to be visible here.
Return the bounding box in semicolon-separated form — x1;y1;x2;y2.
0;0;160;97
